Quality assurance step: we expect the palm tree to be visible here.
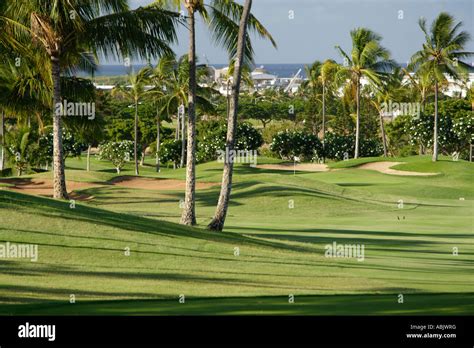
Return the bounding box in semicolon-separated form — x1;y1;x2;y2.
320;60;340;154
149;55;175;172
150;54;214;170
301;59;340;155
112;67;153;175
302;61;323;135
0;50;53;172
2;0;179;198
409;13;472;161
155;0;275;226
208;0;253;232
370;67;405;157
336;28;394;159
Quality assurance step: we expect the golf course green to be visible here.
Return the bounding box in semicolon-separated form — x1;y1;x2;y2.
0;155;472;315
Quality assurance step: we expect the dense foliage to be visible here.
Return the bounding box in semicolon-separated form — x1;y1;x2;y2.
196;121;263;163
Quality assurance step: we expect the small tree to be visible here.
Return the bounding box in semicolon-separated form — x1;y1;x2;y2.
6;127;33;176
98;141;134;174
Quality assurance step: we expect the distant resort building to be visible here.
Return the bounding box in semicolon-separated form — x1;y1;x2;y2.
209;65;303;95
93;64;474;106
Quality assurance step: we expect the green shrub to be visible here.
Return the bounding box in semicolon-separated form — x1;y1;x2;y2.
197;121;263;163
270;130;322;161
324;133;383;160
159;139;183;165
323;133;354;160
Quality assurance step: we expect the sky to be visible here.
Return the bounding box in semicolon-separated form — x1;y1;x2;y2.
121;0;473;65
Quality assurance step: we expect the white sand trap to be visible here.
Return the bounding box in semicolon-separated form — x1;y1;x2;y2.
357;162;439;176
256;163;329;172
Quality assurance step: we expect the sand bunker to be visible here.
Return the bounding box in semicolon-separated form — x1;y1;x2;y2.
357;162;439;176
0;178;99;200
0;176;217;200
256;163;329;172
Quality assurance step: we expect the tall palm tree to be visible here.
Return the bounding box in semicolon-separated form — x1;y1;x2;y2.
409;12;472;161
302;61;323;135
302;59;340;155
2;0;179;198
149;55;175;172
150;54;214;170
370;67;405;157
336;28;394;159
320;59;340;154
155;0;275;226
208;0;253;232
112;67;153;175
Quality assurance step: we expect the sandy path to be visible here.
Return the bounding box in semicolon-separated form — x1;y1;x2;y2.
357;162;439;176
0;176;217;200
256;163;329;172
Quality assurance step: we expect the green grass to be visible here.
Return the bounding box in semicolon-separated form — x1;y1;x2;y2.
0;155;473;315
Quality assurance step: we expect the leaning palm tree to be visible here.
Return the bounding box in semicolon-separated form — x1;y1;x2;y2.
207;0;253;232
2;0;179;198
409;12;472;161
112;67;153;176
336;28;394;159
154;0;275;226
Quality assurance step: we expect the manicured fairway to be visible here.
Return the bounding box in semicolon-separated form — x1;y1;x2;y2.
0;155;472;315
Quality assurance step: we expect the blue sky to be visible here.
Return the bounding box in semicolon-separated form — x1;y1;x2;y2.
122;0;473;65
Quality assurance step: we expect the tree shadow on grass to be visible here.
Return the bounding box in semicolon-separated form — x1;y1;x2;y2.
230;226;473;240
0;190;313;254
1;293;472;315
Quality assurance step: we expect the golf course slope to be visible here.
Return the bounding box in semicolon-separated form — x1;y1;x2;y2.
0;155;472;315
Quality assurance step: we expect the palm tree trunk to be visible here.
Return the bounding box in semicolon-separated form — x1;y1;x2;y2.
134;100;139;175
322;83;326;162
379;112;388;157
86;145;91;172
208;0;253;232
180;108;186;168
156;112;160;173
0;110;4;172
174;109;179;169
175;112;180;140
354;78;360;159
181;7;197;226
51;55;68;199
432;81;439;162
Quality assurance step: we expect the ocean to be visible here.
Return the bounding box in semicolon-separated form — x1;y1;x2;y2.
89;63;308;79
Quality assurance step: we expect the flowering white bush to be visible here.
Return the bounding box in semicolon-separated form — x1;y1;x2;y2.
98;140;134;174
